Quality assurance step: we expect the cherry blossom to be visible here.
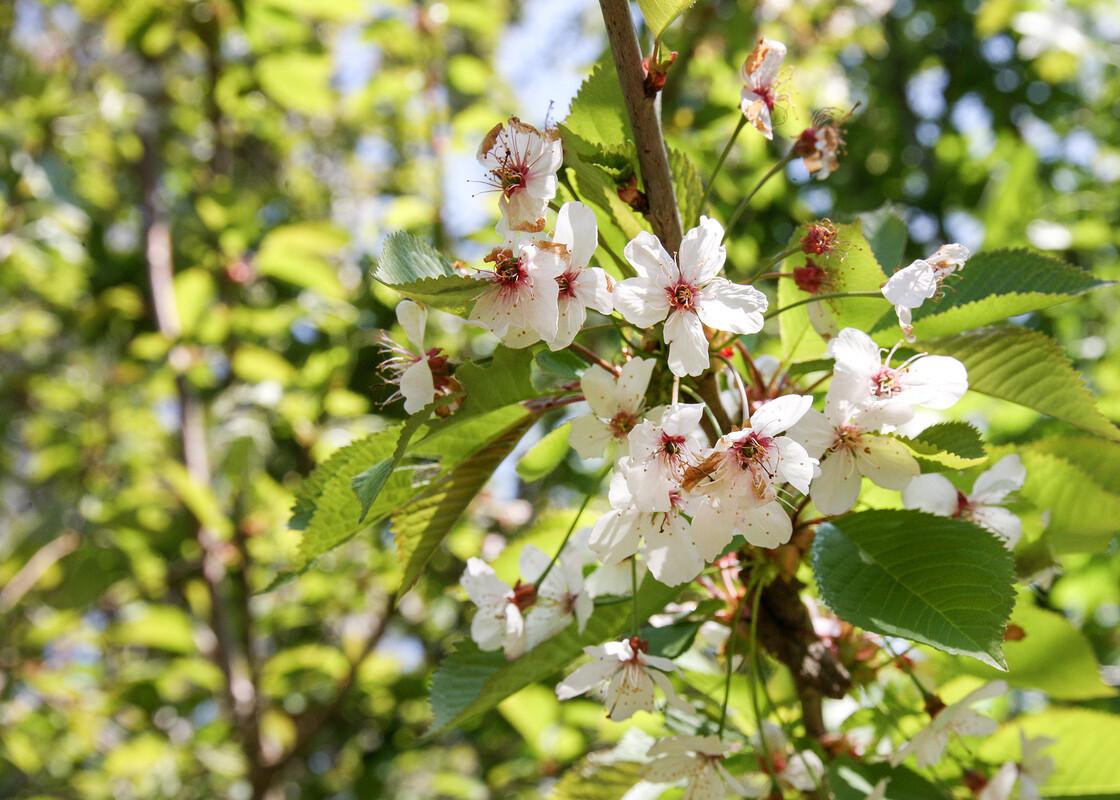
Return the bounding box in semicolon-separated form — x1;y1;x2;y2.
645;735;758;800
789;401;919;516
829;327;968;427
749;721;826;794
614;218;767;377
521;544;594;649
903;455;1026;548
740;37;787;139
379;300;458;414
547;201;614;349
794;118;845;179
685;395;817;554
470;241;567;346
555;636;691;721
460;557;532;659
882;243;971;341
978;733;1055;800
477;116;562;233
569;357;656;459
619;404;707;511
589;470;705;586
889;680;1008;768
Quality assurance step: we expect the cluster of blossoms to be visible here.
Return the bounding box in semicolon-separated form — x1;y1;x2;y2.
376;32;1035;800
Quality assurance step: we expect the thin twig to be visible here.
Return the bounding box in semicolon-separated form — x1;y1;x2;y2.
700;116;747;213
764;291;883;320
722;151;795;242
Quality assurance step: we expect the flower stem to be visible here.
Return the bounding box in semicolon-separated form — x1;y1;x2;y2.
716;585;749;736
535;467;608;589
700;116;747;213
746;246;801;282
630;556;640;637
722;150;795;243
763;290;883;320
746;578;778;790
570;341;619;374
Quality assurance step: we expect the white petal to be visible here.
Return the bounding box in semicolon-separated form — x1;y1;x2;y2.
774;436;816;495
501;604;527;659
903;355;968;410
645;513;704;586
678;216;726;285
744;37;786;86
617;357;656;414
624;230;677;283
690;501;735;562
902;474;959;516
461;558;510;607
829;327;881;378
787;408;834;459
750;394;813;438
971;506;1022;549
645;752;696;783
615;278;671;327
549;296;586;350
581;364;621;418
664;310;710;377
882;260;938;308
556;656;618;700
396;299;427;350
739;500;793;549
573;266;614;315
525;605;571;649
606;664;657;720
570;414;614;460
695;278;767;334
741;88;774;139
400;359;436;414
812;449;862;515
470;609;504;652
554;201;597;269
649;668;692;715
855;436;920;490
782;750;825;792
518;544;553;586
589;507;643;565
661;403;706;438
977;763;1018;800
971;454;1026;504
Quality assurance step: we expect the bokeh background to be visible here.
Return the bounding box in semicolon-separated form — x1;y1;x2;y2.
1;0;1118;797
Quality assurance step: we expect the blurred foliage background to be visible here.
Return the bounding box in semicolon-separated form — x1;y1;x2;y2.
1;0;1117;797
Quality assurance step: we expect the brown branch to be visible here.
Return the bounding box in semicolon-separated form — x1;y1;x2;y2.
599;0;683;253
0;531;80;612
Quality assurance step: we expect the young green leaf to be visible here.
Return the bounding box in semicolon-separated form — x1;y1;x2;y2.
515;424;571;483
925;326;1120;442
897;421;987;471
811;510;1015;668
637;0;698;37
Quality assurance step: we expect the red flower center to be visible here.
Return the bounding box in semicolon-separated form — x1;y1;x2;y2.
667;280;698;310
793;260;828;294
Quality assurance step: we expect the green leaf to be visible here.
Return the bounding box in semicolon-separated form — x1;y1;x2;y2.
383;274;486;317
670;147;704;230
373;231;458;283
811;510;1015;668
859;205;909;275
1014;438;1120;554
515;424;571;483
394;415;534;594
979;709;1120;797
828;756;944;800
351;460;393;524
778;222;889;362
455;345;542;417
925;327;1120;441
561;148;650;276
641;618;703;659
256;222;348;298
561;57;631;157
256;52;334;115
879;249;1110;340
943;594;1112;699
637;0;698;36
898;421;987;471
531;349;585;392
429;576;681;733
553;761;645;800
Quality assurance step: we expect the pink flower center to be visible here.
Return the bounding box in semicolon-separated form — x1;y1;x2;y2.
870;366;902;398
755;85;776;110
659;432;687;465
608;410;638;439
495;255;526;287
666;280;699;311
833;424;862;452
732;432;773;471
556;271;579;299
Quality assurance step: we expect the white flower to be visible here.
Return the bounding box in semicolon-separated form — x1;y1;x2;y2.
795;120;845;180
686;395;817;555
460;557;531;659
903;455;1027;548
570;358;656;459
866;779;890;800
645;735;759;800
477;116;562;233
890;680;1008;768
548;201;614;349
750;721;826;793
521;544;594;649
978;733;1055;800
556;636;691;721
620;404;707;512
590;471;705;587
614;219;767;377
471;241;567;346
377;299;458;415
828;328;968;427
740;37;786;140
882;243;971;341
790;401;919;515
